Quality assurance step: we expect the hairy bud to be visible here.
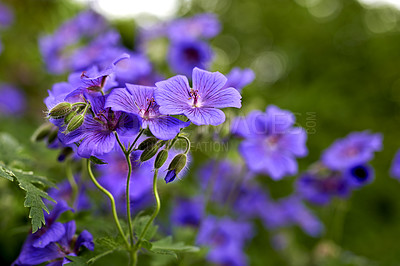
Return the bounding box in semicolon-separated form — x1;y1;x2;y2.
66;114;84;132
48;102;72;118
138;137;158;150
165;153;187;183
140;144;160;162
154;150;168;169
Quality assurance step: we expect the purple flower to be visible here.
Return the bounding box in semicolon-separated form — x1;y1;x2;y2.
322;131;382;170
0;84;26;115
171;197;204;227
296;172;350;205
233;105;307;180
168;40;213;76
48;178;91;211
155;67;242;126
223;68;255;92
344;164;374;188
0;2;13;27
113;52;153;84
167;13;221;41
197;216;252;266
390;149;400;180
64;95;141;158
106;84;190;140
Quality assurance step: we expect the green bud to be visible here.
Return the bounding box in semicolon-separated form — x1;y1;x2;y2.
66;114;84;132
140;144;160;162
167;153;187;174
48;102;72;118
64;110;77;124
137;137;158;150
47;129;59;144
31;123;53;142
154;150;168;169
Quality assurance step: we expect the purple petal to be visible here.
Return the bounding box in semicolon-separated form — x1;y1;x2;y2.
105;87;139;114
76;230;94;251
192;68;241;108
77;130;115;158
165;170;177;183
32;222;65;248
155;75;191;114
183;107;225;126
115;113;142;137
147;116;190;140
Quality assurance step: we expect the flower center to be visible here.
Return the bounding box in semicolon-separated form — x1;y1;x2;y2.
189;89;202;108
266;135;280;149
139;98;156;120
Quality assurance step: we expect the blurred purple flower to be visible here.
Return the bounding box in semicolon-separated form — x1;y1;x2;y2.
0;84;26;115
322;131;382;170
155;67;242;126
167;13;221;41
197;216;252;266
114;52;153;84
233;105;307;180
106;84;190;140
171;197;204;227
390;149;400;180
168;40;213;76
0;2;13;27
48;178;91;211
223;68;255;92
344;164;374;188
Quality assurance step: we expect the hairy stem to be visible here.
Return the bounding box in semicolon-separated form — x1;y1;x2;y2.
86;159;130;248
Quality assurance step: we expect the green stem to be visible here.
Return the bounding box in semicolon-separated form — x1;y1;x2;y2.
65;159;78;207
178;135;191;154
128;129;145;154
86;159;130;248
125;152;134;247
133;169;160;258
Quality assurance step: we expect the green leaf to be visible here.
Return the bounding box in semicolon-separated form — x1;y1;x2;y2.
0;163;56;233
140;239;153;250
89;156;107;165
133;214;158;240
149;236;200;258
65;255;88;265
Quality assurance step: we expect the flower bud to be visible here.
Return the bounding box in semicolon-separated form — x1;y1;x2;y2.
47;129;59;144
137;137;158;150
165;154;187;183
48;102;72;118
154;150;168;169
140;144;160;162
31;123;53;142
66;114;85;132
64;110;77;124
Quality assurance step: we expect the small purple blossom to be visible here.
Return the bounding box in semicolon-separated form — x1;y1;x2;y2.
197;216;252;266
167;13;221;41
168;40;213;76
64;95;141;158
233;105;307;180
0;2;13;27
171;197;204;227
155;67;242;126
106;84;190;140
322;131;382;170
390;149;400;180
0;84;26;115
223;67;255;92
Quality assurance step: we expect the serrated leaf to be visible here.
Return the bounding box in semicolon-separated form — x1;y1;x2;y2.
151;236;200;253
65;255;88;265
0;163;56;233
89;156;107;165
148;248;177;258
0;133;30;167
133;214;158;240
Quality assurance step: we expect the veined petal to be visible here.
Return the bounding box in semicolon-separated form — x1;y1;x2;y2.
239;140;267;172
105;87;139;114
125;84;156;110
116;113;141;137
148;116;191;140
203;87;241;109
192;67;227;97
32;222;65;248
77;131;115;158
155;75;191;114
184;107;225;126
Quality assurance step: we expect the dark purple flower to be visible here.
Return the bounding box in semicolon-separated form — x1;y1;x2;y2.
171;197;204;227
322;131;382;170
167;40;213;76
0;2;13;27
155;67;242;126
344;164;374;188
296;172;350;205
196;216;252;266
390;149;400;180
167;13;221;41
64;95;141;158
223;67;255;92
233;105;307;180
106;84;190;140
0;84;26;115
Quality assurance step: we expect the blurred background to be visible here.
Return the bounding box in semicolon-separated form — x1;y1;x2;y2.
1;0;400;265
